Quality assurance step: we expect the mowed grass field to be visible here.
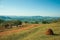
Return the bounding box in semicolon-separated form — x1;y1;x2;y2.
0;23;60;40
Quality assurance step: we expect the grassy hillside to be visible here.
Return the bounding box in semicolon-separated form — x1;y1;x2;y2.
0;22;60;40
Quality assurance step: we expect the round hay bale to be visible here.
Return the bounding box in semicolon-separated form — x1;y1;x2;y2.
45;29;54;35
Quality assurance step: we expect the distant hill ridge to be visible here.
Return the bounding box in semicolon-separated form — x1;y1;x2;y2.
0;16;60;21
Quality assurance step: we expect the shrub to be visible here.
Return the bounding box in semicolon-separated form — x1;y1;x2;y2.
24;21;28;23
34;21;39;24
42;21;49;24
0;19;5;24
12;20;22;27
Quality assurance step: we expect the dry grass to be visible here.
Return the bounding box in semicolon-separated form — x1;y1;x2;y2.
0;23;60;40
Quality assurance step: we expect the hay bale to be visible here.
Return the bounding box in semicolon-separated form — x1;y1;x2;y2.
45;29;54;35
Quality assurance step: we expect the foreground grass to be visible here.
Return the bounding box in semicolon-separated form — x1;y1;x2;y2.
0;23;60;40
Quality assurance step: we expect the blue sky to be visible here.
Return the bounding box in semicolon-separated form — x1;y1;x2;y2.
0;0;60;16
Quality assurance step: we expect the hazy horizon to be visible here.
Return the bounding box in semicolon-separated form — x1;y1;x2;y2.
0;0;60;17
